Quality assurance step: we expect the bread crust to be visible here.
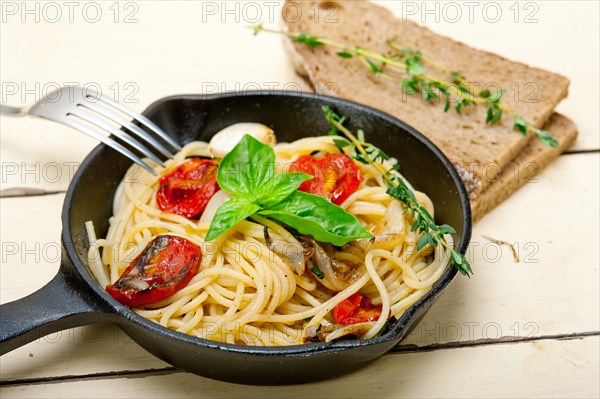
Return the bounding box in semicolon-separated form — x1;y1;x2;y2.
471;112;578;221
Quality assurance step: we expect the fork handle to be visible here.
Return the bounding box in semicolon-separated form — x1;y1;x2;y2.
0;104;27;116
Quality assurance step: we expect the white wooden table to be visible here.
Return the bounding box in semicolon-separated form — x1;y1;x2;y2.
1;1;598;397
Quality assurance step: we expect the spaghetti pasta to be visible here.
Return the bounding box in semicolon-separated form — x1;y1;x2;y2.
87;133;452;346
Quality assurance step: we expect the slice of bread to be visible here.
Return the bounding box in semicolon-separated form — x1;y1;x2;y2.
282;0;571;200
471;113;578;221
290;70;578;220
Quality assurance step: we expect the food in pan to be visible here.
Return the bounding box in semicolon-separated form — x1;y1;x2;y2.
87;109;468;346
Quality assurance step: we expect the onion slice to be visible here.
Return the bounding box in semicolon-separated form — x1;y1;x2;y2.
198;190;232;226
264;226;306;275
299;237;365;291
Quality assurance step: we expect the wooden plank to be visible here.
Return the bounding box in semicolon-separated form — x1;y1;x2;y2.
1;153;598;381
0;3;596;195
401;153;600;346
0;1;311;193
0;194;171;379
0;194;63;303
0;323;169;382
1;336;598;398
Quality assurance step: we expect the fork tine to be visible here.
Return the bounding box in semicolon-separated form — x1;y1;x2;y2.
62;117;158;176
70;106;165;167
89;91;182;151
81;100;175;159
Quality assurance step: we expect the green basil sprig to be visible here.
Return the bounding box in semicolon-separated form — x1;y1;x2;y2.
204;135;373;246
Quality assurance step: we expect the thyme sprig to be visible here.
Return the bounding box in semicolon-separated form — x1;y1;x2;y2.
252;24;558;148
323;106;472;277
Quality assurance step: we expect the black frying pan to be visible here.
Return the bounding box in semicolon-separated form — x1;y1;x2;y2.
0;91;471;385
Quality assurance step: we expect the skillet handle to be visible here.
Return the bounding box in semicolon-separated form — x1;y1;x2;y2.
0;262;113;355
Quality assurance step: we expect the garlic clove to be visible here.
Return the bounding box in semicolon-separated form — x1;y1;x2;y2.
208;123;275;158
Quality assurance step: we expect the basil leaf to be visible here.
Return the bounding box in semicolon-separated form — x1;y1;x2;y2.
259;172;313;208
208;134;372;247
205;197;261;242
258;191;372;247
217;135;275;200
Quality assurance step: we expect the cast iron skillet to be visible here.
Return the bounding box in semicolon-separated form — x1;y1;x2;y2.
0;91;471;385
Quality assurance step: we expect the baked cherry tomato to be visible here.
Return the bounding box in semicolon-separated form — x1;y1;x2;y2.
332;293;382;325
106;235;202;307
156;158;219;219
289;153;362;205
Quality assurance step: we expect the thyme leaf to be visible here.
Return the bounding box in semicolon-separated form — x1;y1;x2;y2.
321;106;473;277
513;115;528;135
293;33;324;47
252;25;558;148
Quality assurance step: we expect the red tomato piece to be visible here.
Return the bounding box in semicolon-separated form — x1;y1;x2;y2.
332;292;363;323
289;153;363;205
341;307;382;325
106;235;202;308
332;293;382;325
156;158;220;219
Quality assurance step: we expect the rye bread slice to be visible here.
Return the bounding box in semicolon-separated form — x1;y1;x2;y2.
282;0;570;200
290;68;578;221
471;113;578;221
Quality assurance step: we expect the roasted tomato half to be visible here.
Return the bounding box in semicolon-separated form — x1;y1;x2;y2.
106;235;202;307
289;153;363;205
157;158;219;219
332;293;382;325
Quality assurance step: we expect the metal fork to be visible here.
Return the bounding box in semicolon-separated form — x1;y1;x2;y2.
0;86;181;175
